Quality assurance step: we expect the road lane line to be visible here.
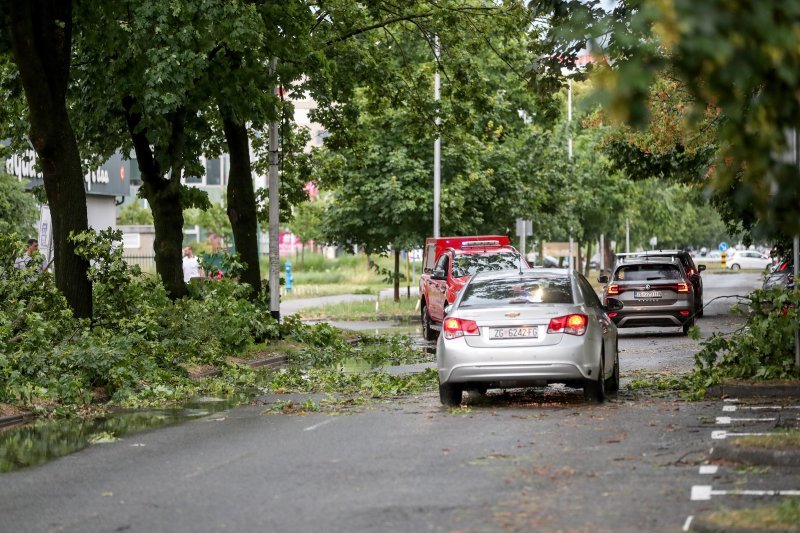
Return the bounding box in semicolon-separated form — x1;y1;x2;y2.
304;418;334;432
722;405;737;412
691;485;800;501
682;516;693;531
715;416;777;425
712;430;774;440
699;465;718;475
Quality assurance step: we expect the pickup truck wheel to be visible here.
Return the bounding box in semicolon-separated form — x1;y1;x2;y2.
421;303;438;341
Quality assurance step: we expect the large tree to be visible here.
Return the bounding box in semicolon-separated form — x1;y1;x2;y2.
536;0;800;239
1;1;91;317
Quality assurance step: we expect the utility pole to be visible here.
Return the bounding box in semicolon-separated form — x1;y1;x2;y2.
268;57;280;321
567;78;573;161
626;218;630;253
433;35;441;238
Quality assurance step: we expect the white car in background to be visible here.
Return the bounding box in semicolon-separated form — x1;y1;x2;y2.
727;250;772;270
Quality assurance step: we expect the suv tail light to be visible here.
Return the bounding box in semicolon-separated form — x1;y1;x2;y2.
548;314;588;336
607;284;620;295
443;318;480;339
677;282;690;293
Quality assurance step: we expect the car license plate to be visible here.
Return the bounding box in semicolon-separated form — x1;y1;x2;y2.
634;291;662;298
490;326;538;339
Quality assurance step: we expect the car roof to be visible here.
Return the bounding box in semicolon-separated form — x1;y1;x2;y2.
613;257;683;269
470;268;571;281
450;245;519;256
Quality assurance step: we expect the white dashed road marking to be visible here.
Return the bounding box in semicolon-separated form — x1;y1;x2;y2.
723;405;800;412
711;430;773;440
699;465;718;475
682;516;693;531
691;485;800;501
715;416;777;425
304;418;334;432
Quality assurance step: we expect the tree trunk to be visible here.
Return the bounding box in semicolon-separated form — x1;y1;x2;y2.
221;115;261;296
8;1;92;318
393;248;400;303
584;239;593;276
576;240;583;274
123;100;187;299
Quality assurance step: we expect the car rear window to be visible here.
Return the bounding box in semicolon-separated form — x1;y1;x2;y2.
452;252;524;278
615;264;681;281
459;276;573;307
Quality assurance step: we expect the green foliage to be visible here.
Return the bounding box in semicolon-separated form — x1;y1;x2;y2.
117;200;154;225
688;289;800;398
0;172;38;237
0;231;281;413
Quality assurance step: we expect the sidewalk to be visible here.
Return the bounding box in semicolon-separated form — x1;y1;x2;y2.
281;286;419;316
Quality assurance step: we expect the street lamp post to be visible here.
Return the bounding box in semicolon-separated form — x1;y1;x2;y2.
433;35;441;238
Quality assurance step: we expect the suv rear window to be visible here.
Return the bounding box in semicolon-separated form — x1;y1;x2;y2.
452;252;523;278
460;276;573;307
614;264;681;281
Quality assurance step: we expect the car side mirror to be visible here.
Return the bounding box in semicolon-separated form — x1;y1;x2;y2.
698;264;706;272
598;275;609;284
603;298;624;312
432;268;447;280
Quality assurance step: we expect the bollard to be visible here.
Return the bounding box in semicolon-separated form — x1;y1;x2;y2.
721;251;726;269
285;260;294;293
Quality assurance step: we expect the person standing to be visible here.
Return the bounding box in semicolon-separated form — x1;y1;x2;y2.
14;238;48;272
182;246;203;283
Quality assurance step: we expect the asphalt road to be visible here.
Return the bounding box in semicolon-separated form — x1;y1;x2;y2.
2;271;792;533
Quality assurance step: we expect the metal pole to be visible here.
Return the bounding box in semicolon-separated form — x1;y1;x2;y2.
568;233;574;273
268;57;281;321
794;234;799;368
600;234;605;272
625;218;630;253
567;78;573;161
433;36;441;238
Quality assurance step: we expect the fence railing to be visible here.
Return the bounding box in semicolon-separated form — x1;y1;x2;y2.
122;254;157;274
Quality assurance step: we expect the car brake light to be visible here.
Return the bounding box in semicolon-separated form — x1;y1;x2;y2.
607;284;620;295
608;312;618;318
677;282;690;293
547;314;588;336
443;318;480;340
679;310;690;316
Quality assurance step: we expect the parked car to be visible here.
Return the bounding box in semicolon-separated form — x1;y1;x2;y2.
726;250;772;271
436;269;620;406
706;251;722;260
763;259;795;290
419;235;528;341
599;257;696;335
615;250;706;317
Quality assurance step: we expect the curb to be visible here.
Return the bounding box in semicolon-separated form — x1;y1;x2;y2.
691;515;800;533
711;442;800;467
705;382;800;399
0;355;289;431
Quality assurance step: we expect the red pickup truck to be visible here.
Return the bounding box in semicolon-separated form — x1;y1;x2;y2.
419;235;528;340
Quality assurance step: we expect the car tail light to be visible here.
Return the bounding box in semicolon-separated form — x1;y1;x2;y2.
443;318;480;340
608;312;619;318
677;282;690;293
548;314;588;336
607;284;620;295
679;310;690;316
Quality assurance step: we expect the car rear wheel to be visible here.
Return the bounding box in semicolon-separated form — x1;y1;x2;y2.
682;319;695;336
731;263;741;271
421;302;438;342
583;351;606;403
697;302;704;318
605;346;619;393
439;382;463;406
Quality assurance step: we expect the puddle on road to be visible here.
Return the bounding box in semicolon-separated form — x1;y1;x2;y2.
0;327;434;473
0;397;242;473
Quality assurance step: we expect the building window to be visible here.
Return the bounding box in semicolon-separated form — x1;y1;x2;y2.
207;158;221;185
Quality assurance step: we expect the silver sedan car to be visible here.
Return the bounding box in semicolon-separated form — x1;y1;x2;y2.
436;269;620;406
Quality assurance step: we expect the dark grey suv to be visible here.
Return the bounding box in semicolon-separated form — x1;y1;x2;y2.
615;250;705;316
599;258;696;335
